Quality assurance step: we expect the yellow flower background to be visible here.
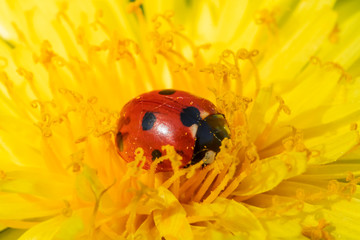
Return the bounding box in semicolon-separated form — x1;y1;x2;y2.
0;0;360;239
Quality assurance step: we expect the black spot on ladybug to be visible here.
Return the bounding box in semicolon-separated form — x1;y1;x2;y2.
180;106;201;127
151;149;162;160
116;132;123;151
159;89;176;95
142;112;156;130
191;114;230;165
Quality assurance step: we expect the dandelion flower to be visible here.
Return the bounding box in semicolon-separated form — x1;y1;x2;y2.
0;0;360;239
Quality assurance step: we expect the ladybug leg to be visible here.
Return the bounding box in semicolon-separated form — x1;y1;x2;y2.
200;150;216;169
184;150;216;169
202;150;216;165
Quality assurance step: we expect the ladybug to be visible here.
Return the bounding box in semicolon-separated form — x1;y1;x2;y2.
115;89;230;172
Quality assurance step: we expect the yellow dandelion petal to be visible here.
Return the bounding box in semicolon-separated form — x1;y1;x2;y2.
152;187;192;240
0;0;360;239
187;198;266;239
233;151;308;197
17;214;83;240
0;193;61;219
307;130;359;165
0;169;74;199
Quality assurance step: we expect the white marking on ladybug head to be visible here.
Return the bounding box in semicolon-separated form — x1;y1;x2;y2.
189;124;198;138
200;111;209;119
203;150;216;165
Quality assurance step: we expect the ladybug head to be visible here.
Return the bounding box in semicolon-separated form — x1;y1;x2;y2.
191;114;230;166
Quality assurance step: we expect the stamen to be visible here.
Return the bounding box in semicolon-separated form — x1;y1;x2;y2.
323;62;352;83
56;2;75;31
166;145;182;198
90;9;110;36
90;180;117;238
327;179;355;200
344;172;360;196
203;163;237;204
219;171;247;199
205;48;260;98
210;162;231;192
127;0;145;22
16;67;42;98
327;179;339;194
149;145;184;186
310;56;352;83
159;150;185;186
179;163;209;202
68;150;85;173
302;219;334;240
112;39;140;67
132;148;146;170
237;49;261;96
255;96;291;147
31;91;86;138
149;10;207;73
192;168;218;202
255;9;278;34
34;40;65;66
282;126;308;153
193;43;211;57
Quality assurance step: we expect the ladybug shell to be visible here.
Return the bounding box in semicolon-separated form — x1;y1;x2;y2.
116;89;218;172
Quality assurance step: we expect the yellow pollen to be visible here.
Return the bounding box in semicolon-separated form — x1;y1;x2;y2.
113;39;140;67
133;148;146;169
34;41;65;66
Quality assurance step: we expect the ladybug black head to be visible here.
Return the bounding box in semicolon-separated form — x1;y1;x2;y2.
191;114;230;165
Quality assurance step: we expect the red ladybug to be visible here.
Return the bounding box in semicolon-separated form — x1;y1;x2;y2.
115;89;230;172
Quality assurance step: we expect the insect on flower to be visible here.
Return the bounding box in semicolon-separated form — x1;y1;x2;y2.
115;89;231;171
